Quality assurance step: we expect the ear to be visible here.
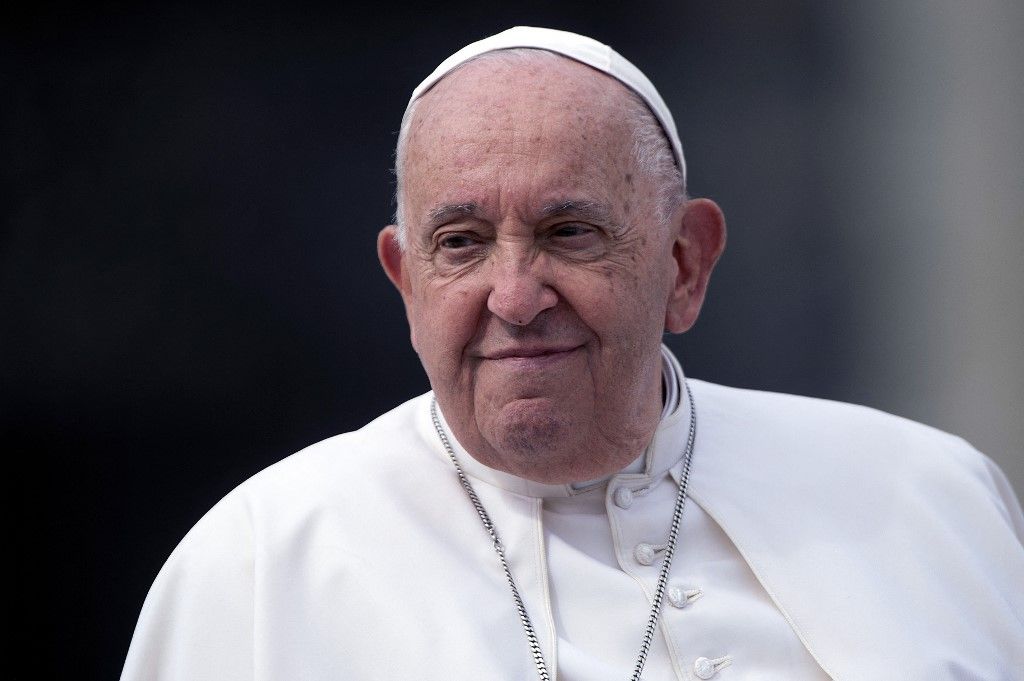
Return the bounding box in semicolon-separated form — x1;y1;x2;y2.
378;225;409;297
664;198;727;333
378;224;421;350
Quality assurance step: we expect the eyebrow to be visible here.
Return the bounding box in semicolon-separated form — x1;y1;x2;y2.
540;199;613;225
422;199;617;234
426;202;480;227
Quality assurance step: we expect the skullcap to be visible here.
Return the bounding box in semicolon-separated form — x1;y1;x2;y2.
407;26;686;186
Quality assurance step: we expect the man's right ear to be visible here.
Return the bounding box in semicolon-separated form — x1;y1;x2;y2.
377;225;408;296
378;225;420;351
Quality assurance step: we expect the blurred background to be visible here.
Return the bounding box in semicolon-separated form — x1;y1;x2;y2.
4;1;1022;678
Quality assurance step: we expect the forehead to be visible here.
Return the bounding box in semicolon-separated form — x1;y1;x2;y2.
402;54;641;221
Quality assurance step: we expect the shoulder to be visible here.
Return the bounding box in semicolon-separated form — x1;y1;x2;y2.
688;378;1022;532
164;392;443;561
121;395;441;681
245;391;435;485
684;380;1024;676
223;391;446;519
691;377;990;471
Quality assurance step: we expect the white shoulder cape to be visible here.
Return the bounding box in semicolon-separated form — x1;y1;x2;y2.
121;381;1024;680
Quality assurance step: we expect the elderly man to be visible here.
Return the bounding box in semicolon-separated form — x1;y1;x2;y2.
122;27;1023;680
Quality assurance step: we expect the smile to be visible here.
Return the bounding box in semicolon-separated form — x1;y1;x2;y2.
482;345;582;368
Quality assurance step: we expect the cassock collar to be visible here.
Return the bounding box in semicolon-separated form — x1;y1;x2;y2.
427;344;692;499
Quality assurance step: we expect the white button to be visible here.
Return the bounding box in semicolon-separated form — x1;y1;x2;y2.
633;543;657;565
693;657;717;679
692;655;716;675
667;585;700;608
613;486;633;508
693;655;731;679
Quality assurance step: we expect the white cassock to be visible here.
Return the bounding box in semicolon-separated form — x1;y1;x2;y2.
121;347;1024;680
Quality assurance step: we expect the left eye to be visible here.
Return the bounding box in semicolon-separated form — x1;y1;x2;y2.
552;224;591;238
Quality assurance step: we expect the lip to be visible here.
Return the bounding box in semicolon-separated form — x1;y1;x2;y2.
481;342;585;364
483;344;582;361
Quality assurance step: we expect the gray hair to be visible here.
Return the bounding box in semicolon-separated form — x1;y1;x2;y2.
393;48;686;247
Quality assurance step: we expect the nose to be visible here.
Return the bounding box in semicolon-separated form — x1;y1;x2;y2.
486;250;558;326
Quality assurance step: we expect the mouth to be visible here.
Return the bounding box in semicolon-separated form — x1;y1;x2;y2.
482;344;583;362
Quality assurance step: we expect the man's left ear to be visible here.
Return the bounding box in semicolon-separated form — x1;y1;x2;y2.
664;198;727;333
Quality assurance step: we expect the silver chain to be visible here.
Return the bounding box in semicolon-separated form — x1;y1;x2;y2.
430;381;697;681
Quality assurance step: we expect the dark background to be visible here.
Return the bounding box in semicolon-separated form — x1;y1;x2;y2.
5;2;1021;679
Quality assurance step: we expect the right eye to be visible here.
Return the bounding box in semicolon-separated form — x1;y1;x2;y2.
438;233;476;249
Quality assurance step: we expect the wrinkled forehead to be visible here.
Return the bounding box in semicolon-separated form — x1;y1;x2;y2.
401;56;640;210
409;53;635;147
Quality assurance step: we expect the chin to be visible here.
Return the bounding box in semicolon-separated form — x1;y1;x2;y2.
494;397;567;454
483;399;605;482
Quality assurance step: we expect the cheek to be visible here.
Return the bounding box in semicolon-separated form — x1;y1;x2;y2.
564;259;668;343
411;283;482;361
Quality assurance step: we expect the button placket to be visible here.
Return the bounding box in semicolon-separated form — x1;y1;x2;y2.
607;472;692;676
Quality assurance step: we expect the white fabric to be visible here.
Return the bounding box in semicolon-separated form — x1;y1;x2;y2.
121;347;1024;680
435;347;821;679
406;26;687;184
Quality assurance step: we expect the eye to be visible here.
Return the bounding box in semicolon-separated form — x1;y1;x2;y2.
550;223;597;240
438;233;477;250
545;222;605;259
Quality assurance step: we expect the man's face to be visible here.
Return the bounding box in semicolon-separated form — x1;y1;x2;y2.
380;56;718;483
